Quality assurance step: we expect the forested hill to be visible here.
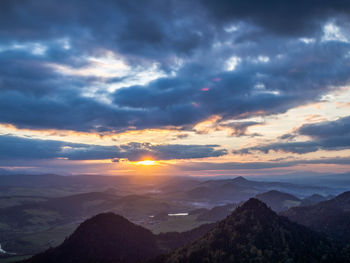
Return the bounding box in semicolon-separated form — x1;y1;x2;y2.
155;198;345;263
23;199;349;263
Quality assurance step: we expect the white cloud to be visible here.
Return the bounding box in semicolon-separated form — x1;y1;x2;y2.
299;38;316;44
0;42;48;56
322;22;349;43
226;56;241;71
224;25;238;33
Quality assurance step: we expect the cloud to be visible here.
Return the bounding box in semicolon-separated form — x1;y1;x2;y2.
299;115;350;138
176;157;350;171
0;0;210;63
279;133;297;140
200;0;350;36
221;121;261;136
112;41;350;130
235;116;350;154
0;135;227;161
0;0;350;135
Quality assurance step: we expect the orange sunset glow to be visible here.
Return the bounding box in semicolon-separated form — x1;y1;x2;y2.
136;160;156;166
0;0;349;179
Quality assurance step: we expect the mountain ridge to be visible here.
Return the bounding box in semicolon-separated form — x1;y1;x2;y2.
156;198;344;263
282;191;350;243
23;198;349;263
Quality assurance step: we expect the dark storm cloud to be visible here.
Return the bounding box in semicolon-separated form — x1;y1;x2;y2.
1;40;350;132
0;135;226;161
235;116;350;154
1;0;350;134
113;41;350;129
200;0;350;36
234;141;322;154
0;52;88;95
0;90;135;132
2;0;350;52
299;116;350;138
0;0;209;63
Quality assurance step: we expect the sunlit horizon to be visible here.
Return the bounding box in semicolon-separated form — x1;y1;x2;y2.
0;0;349;178
136;160;156;166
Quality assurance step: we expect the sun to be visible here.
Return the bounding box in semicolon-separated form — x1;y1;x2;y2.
136;160;156;165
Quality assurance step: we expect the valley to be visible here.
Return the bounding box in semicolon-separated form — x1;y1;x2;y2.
0;174;347;262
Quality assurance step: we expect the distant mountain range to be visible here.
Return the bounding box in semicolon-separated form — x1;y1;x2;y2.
23;197;350;263
185;176;338;203
0;174;342;200
254;190;332;212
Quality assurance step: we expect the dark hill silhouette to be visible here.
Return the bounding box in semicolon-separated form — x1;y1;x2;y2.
155;198;343;263
282;191;350;243
23;213;215;263
24;213;160;263
24;198;348;263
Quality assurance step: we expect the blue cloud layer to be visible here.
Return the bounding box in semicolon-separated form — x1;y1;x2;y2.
235;116;350;154
0;135;227;161
1;0;350;160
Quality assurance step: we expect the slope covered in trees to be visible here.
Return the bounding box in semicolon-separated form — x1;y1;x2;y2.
156;199;344;263
24;198;350;263
282;191;350;243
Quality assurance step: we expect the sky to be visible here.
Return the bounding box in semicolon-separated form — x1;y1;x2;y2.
0;0;350;177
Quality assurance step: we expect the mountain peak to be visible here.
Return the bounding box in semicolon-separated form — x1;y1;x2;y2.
79;212;130;227
70;212;151;241
160;198;340;263
239;197;269;210
232;176;248;182
25;212;160;263
220;198;278;227
235;198;274;215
